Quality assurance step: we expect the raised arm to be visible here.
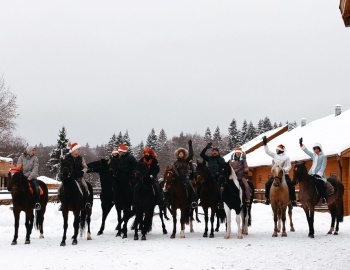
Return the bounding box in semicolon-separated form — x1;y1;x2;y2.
186;140;194;163
200;143;211;162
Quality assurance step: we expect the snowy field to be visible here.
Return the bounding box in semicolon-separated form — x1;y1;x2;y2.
0;202;349;270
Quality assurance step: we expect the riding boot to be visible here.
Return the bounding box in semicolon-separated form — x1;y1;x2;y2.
265;178;273;205
316;180;327;204
152;179;164;207
84;190;91;209
186;181;197;208
31;179;41;210
286;176;297;206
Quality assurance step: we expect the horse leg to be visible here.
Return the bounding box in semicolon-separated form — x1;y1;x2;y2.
39;208;45;238
304;208;315;238
158;206;168;234
98;202;113;235
122;207;131;239
60;210;68;246
11;209;20;245
72;211;80;245
134;212;140;240
170;208;177;239
236;213;243;239
115;208;122;237
195;206;201;223
209;207;215;238
215;215;220;232
272;209;278;237
281;207;287;237
327;203;336;235
25;211;34;244
334;198;344;235
288;204;295;232
203;207;209;237
180;209;186;238
189;207;194;233
224;204;231;239
86;209;92;240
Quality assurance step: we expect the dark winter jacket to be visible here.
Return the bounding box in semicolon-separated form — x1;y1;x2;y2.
64;154;88;180
139;157;160;179
108;155;120;176
173;143;194;181
117;153;137;182
200;148;225;178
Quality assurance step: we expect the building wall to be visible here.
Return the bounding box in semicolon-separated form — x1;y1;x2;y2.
341;157;350;216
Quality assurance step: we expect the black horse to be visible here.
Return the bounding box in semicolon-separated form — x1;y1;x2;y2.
87;159;116;235
8;165;48;245
59;159;93;246
132;163;156;240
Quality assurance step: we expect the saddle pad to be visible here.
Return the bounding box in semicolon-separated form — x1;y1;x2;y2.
28;181;44;196
326;182;335;196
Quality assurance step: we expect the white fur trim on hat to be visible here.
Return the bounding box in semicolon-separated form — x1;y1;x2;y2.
313;143;322;150
70;143;81;153
26;145;35;153
276;145;285;151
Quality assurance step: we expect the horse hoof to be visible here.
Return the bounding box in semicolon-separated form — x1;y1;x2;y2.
116;233;121;237
224;235;230;239
39;234;44;239
272;233;278;237
203;233;208;238
282;233;287;237
215;228;219;232
25;240;30;245
308;234;314;238
122;234;127;239
180;235;185;238
237;235;243;239
72;240;78;245
190;229;194;233
334;231;338;235
170;234;175;239
290;228;295;232
163;229;168;235
196;219;201;223
209;233;214;238
60;242;66;246
11;241;17;245
134;236;139;240
141;236;146;241
97;231;103;236
87;233;92;240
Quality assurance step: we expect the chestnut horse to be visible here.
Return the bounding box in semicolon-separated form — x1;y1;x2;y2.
162;166;193;238
269;161;294;237
293;161;344;238
8;165;48;245
59;159;93;246
195;160;224;238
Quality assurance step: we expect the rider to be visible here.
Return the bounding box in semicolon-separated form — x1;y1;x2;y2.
229;147;251;205
116;144;137;184
17;146;41;210
139;147;164;206
262;136;297;206
108;147;120;178
173;139;197;208
64;142;91;209
299;138;328;204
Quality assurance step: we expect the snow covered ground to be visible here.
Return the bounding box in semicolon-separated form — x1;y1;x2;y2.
0;202;349;270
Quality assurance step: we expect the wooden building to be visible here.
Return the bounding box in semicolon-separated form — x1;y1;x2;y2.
0;157;12;190
340;0;350;26
224;105;350;216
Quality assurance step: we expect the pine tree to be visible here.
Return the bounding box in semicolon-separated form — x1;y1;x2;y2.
245;121;257;142
116;131;123;147
123;130;133;153
106;133;117;155
257;119;264;135
46;126;69;179
204;127;212;143
262;117;273;133
273;122;278;129
146;128;158;150
213;126;222;146
241;120;248;144
136;141;144;160
157;128;167;151
228;118;238;149
278;122;283;127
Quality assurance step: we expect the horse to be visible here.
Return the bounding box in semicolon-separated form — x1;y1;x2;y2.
132;163;156;240
8;165;48;245
218;162;245;239
59;159;93;246
162;166;193;238
87;159;117;235
195;160;224;238
293;161;344;238
269;161;294;237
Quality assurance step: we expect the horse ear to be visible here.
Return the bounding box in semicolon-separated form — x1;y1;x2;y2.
281;161;285;168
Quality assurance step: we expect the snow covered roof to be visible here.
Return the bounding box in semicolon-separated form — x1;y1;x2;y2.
0;157;13;163
223;124;288;162
239;109;350;167
37;176;60;185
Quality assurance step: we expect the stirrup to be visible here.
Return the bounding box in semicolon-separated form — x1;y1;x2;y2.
191;201;197;208
35;203;41;211
85;202;91;209
291;200;297;207
265;199;270;205
321;198;327;204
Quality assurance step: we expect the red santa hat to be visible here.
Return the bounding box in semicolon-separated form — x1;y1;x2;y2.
112;147;119;154
118;144;128;153
276;144;285;152
70;142;81;153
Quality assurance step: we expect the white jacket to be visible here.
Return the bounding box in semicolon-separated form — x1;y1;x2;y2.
264;145;292;174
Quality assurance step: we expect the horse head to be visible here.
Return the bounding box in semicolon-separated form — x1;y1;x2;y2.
195;160;208;184
271;160;285;188
60;159;72;183
8;164;25;190
135;162;150;183
163;166;178;192
292;161;308;185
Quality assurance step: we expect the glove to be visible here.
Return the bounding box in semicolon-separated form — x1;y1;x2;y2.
299;137;303;146
205;142;213;149
262;136;267;146
188;139;192;146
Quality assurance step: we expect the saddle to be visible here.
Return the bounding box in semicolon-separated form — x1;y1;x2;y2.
325;182;335;196
28;181;43;196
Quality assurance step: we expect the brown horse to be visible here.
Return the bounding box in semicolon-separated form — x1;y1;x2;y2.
195;160;224;238
293;161;344;238
269;161;294;237
8;165;48;245
59;158;93;246
162;166;193;238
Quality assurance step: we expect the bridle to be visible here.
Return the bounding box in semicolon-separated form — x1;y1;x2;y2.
272;164;284;188
163;169;176;192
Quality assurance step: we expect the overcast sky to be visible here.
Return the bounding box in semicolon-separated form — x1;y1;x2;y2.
0;0;349;147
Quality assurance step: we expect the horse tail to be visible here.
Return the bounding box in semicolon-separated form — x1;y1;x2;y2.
146;207;155;233
338;199;344;223
216;208;226;223
80;211;87;237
